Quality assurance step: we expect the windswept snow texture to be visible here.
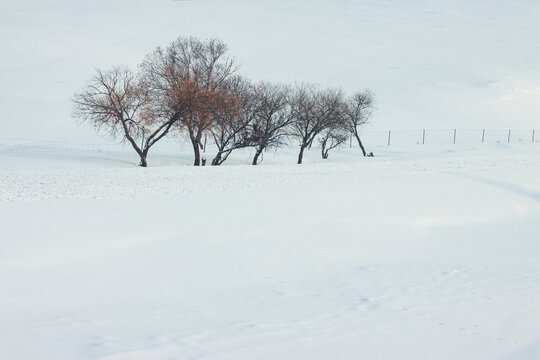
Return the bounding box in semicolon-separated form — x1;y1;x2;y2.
1;0;540;138
1;144;540;359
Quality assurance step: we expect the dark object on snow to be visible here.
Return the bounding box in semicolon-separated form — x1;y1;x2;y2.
201;158;207;166
367;152;374;157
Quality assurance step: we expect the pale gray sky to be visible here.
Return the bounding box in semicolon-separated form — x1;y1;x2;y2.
1;0;539;138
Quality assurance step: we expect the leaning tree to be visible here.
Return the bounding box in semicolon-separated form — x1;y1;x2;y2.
343;90;375;156
209;76;257;165
290;84;344;164
319;121;349;159
140;36;238;166
73;67;177;167
249;82;294;165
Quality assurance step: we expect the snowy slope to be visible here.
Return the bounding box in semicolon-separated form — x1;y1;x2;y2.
1;0;540;139
2;1;540;358
1;144;539;201
1;144;540;359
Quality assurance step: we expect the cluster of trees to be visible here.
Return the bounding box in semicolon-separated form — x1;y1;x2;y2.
73;36;374;167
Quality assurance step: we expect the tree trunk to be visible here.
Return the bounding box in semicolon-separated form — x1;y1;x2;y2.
138;156;148;167
297;144;306;164
354;132;367;156
321;149;329;159
213;149;233;166
212;151;222;166
138;148;149;167
191;138;201;166
121;121;147;167
218;150;232;165
321;139;328;159
252;146;264;165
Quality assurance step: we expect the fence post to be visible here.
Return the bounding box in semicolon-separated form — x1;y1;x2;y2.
387;130;391;146
453;129;456;144
533;129;536;143
482;129;485;143
422;129;426;145
508;129;511;143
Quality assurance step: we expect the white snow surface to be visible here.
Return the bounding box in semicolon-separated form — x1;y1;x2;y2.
1;144;540;359
2;0;540;357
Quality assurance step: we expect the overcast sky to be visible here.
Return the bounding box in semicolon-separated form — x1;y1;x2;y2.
1;0;539;138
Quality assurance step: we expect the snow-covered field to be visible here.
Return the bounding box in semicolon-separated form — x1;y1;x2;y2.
1;144;540;359
2;0;540;358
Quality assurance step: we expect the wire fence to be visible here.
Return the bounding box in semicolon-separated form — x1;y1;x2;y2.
360;129;538;146
0;129;538;156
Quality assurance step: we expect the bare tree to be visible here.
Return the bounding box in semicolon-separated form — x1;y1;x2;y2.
343;90;374;156
140;36;238;166
73;67;175;167
319;123;348;159
249;82;294;165
209;76;256;165
291;84;344;164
